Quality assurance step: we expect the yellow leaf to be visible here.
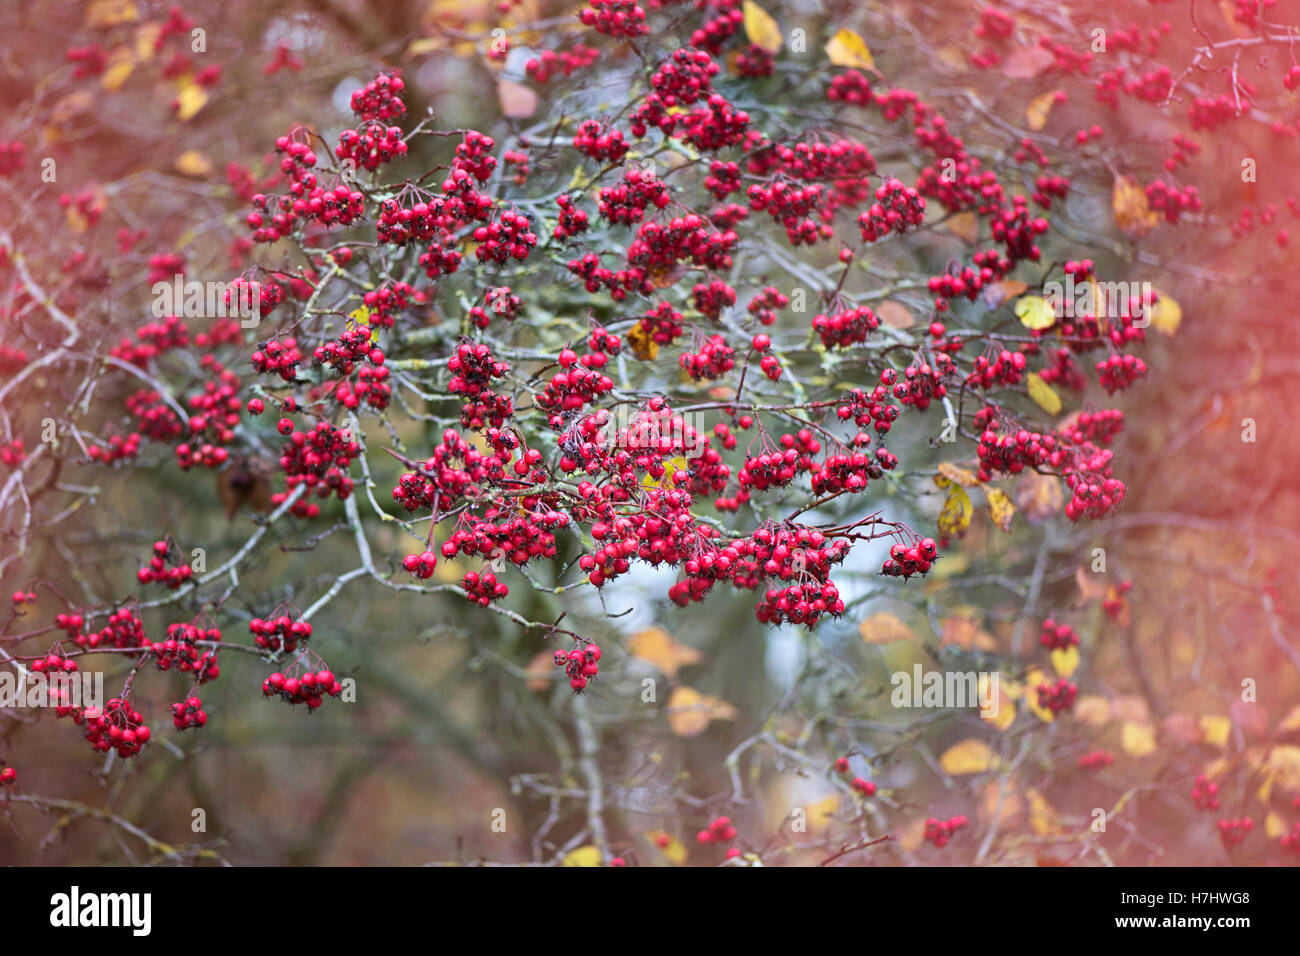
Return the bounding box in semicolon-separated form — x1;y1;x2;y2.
1113;174;1158;239
1200;714;1231;748
1075;695;1110;726
937;462;979;487
1120;721;1157;757
1026;787;1061;835
644;830;688;864
937;484;972;538
1259;744;1300;791
174;76;208;122
497;78;538;119
986;487;1015;532
642;455;688;489
1266;811;1287;839
1014;471;1063;522
983;279;1028;309
625;320;659;361
825;28;873;69
174;149;214;178
982;674;1016;730
349;304;372;326
406;37;446;56
100;46;136;92
804;794;840;833
1025;90;1061;131
1026;372;1062;416
1277;704;1300;734
85;0;137;28
627;626;701;677
944;211;978;243
858;612;914;645
562;845;604;867
876;299;914;328
1050;645;1079;679
134;21;162;61
1015;295;1057;331
1149;289;1182;336
1024;668;1056;723
940;614;998;651
940;738;996;775
666;686;737;737
742;1;783;55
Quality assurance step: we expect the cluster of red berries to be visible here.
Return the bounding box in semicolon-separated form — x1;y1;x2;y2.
392;429;496;514
262;669;343;708
748;180;832;246
637;301;685;346
826;69;873;105
536;349;615;425
813;305;879;349
579;0;647;37
835;379;901;436
1217;817;1253;848
1095;353;1147;394
1;439;26;468
402;551;439;579
526;44;600;84
597;166;670;224
335;122;407;172
314;327;383;375
362;282;420;328
274;420;359;509
553;641;602;692
74;698;151;758
249;614;312;653
1039;618;1077;651
966;348;1027;388
86;608;148;650
891;356;954;411
468;286;522;328
31;651;78;677
833;756;878;795
924;815;968;847
1077;750;1115;771
251;338;303;382
747;286;788;326
1036;679;1078;715
461;571;509;607
472;210;538;265
755;580;844;627
679;335;735;381
1191;774;1221;811
170;696;208;730
858;178;926;241
882;537;939;579
553;194;590;240
137;540;193;589
350;71;406;121
810;448;896;495
696;815;737;846
627;216;738;272
151;622;221;682
573;119;629;163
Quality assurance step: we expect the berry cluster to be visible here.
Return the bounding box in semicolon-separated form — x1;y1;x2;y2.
1035;678;1078;715
151;622;221;682
274;420;360;511
813;305;878;349
1191;774;1221;811
1217;817;1253;848
597;166;670;224
881;537;939;579
170;696;208;731
858;177;926;241
249;613;312;653
924;815;968;847
73;698;151;758
526;44;600;84
262;669;344;708
136;540;193;589
579;0;648;38
553;194;590;240
251;337;303;382
1039;618;1078;651
350;71;406;121
573;119;629;163
552;641;602;692
314;327;383;375
679;335;735;381
1095;353;1148;394
335;122;407;171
